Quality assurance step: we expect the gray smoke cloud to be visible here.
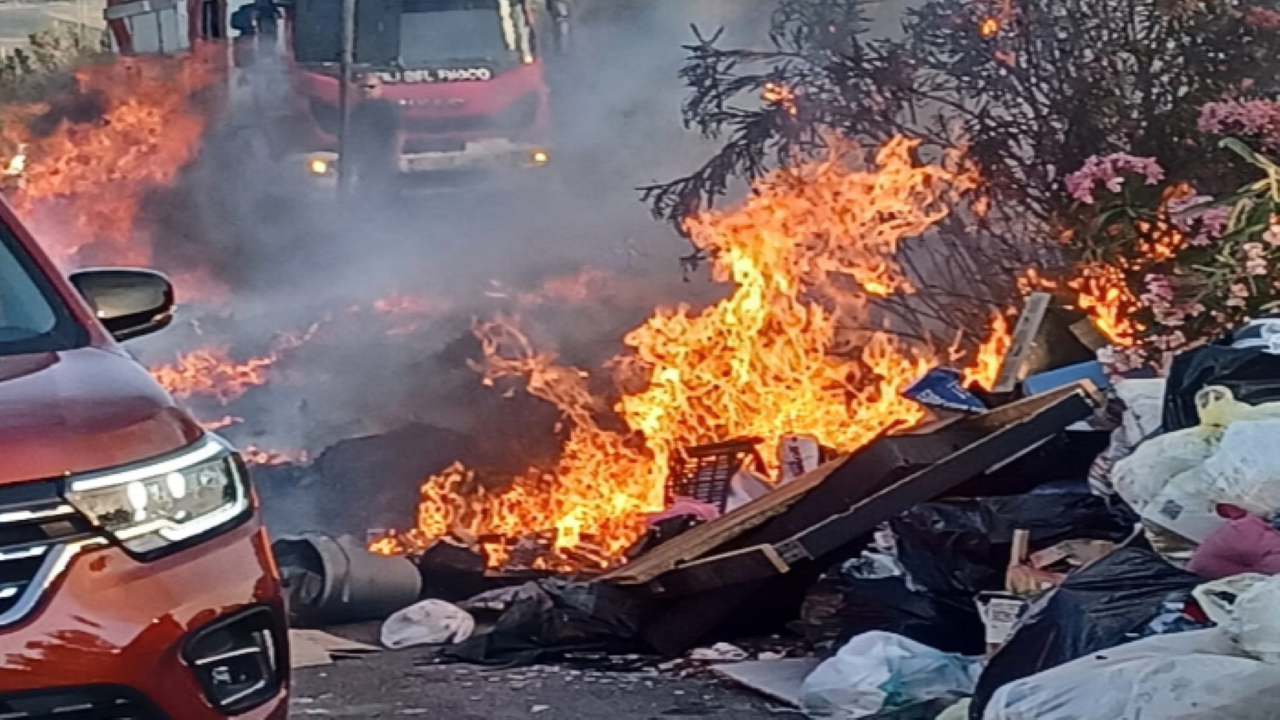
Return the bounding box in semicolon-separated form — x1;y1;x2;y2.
122;0;771;533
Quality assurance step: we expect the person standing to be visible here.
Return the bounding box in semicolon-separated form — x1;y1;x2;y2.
345;75;405;196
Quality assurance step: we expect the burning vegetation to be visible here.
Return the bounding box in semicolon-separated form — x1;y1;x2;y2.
372;137;1012;570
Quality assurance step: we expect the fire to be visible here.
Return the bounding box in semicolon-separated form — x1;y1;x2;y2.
0;47;220;273
1070;265;1138;346
149;325;319;405
961;313;1012;388
762;82;799;117
377;137;1005;569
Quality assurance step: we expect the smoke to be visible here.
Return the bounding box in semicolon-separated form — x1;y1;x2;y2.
123;0;772;527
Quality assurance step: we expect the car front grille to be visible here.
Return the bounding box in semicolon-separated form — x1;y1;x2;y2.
0;687;167;720
0;481;96;624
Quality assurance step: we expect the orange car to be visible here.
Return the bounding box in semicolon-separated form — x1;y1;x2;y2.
0;197;289;718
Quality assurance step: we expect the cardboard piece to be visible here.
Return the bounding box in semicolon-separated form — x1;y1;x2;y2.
289;629;379;669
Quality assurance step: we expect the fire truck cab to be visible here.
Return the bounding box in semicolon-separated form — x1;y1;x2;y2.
287;0;568;186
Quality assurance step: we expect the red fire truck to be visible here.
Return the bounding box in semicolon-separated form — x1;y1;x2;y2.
285;0;569;184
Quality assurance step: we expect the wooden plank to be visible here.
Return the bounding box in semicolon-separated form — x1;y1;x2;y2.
994;292;1051;393
646;383;1096;596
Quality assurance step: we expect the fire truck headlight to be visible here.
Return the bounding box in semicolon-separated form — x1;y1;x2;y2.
308;157;332;176
530;150;550;166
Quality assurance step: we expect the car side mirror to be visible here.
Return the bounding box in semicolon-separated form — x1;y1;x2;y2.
69;268;175;341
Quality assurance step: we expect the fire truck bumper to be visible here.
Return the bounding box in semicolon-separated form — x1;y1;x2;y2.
289;140;552;192
399;139;551;174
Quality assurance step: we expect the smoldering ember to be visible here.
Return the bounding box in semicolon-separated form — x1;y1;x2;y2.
5;0;1280;719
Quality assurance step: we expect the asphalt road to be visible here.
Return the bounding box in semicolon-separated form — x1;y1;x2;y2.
292;650;795;719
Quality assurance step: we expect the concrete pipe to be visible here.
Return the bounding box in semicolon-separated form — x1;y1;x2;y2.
273;533;423;627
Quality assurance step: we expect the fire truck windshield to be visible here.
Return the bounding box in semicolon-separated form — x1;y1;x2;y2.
400;0;529;66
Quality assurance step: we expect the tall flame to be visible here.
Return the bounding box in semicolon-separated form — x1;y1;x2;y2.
378;137;1005;568
0;48;220;270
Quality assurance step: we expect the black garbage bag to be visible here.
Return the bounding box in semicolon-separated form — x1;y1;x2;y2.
968;547;1201;719
799;574;985;656
445;579;653;666
890;494;1138;595
1164;341;1280;432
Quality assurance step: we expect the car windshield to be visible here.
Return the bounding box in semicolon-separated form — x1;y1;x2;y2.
400;0;517;65
0;218;85;356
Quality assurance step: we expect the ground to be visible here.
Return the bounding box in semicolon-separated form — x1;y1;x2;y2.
292;650;792;719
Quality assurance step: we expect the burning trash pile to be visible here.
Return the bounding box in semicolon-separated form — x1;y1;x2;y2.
368;136;1007;570
276;140;1280;719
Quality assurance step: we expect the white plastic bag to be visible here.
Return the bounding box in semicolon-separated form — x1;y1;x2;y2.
1112;386;1280;544
799;631;983;718
983;629;1280;720
1194;573;1280;663
380;599;476;649
1114;378;1166;441
1201;418;1280;517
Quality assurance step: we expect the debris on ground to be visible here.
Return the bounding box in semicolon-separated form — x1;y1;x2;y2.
291;313;1280;719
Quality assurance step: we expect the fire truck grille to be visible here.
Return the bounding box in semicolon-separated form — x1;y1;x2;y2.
0;687;167;720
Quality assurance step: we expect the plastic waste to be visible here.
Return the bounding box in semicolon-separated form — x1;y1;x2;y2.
1201;418;1280;517
1188;512;1280;579
799;574;986;656
380;599;476;649
969;547;1201;718
982;628;1280;720
1113;386;1280;545
1194;573;1280;663
1164;338;1280;432
890;494;1136;595
937;699;971;720
799;631;983;719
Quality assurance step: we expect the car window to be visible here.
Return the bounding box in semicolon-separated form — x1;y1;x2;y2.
0;219;87;356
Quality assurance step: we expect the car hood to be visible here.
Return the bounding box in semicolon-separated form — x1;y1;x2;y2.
0;346;202;485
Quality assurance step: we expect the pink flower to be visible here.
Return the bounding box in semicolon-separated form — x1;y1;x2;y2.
1171;194;1232;246
1244;6;1280;30
1264;218;1280;246
1198;99;1280;148
1065;153;1165;204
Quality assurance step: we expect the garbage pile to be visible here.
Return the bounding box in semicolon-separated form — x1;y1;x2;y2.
276;306;1280;719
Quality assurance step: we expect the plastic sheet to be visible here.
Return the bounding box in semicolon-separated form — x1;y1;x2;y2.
799;575;985;656
982;629;1280;720
799;631;983;719
969;547;1200;718
444;580;652;666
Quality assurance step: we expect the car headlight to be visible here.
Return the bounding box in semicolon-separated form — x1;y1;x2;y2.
66;436;251;557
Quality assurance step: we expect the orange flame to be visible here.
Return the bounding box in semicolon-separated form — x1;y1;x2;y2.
762;82;799;117
376;137;1006;569
149;325;320;405
0;48;221;274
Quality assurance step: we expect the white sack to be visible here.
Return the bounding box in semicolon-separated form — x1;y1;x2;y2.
983;629;1280;720
800;631;982;719
380;599;476;649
